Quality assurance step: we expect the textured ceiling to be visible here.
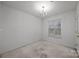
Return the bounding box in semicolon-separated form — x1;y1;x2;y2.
2;1;77;19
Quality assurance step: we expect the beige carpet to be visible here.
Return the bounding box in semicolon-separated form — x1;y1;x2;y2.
1;40;78;58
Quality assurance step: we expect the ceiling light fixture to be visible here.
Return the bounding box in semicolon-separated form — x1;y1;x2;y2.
35;1;52;17
40;5;47;16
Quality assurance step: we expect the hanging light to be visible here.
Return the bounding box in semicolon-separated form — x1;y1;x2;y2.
40;5;47;16
35;1;52;17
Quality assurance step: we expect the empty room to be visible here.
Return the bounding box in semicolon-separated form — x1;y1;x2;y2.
0;1;79;58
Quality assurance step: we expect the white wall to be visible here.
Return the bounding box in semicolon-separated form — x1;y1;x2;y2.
43;10;76;48
77;2;79;33
0;3;4;54
76;2;79;49
0;4;42;54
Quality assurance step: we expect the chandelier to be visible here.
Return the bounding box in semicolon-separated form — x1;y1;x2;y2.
35;1;52;17
40;5;47;17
